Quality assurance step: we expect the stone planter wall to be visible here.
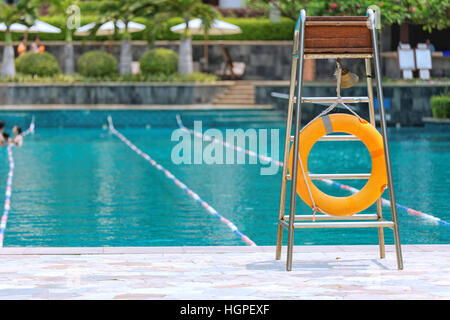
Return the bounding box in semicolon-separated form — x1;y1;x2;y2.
0;82;231;105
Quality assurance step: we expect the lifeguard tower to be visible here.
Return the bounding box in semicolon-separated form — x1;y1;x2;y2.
275;9;403;271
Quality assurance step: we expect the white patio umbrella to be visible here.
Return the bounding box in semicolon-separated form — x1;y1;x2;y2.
170;18;242;71
28;20;61;34
0;19;61;34
75;20;145;54
170;18;242;36
0;22;27;33
0;19;60;44
74;20;145;36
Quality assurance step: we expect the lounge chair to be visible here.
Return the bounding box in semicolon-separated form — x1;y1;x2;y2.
216;45;246;80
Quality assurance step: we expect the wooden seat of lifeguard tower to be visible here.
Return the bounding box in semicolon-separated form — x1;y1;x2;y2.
303;16;373;58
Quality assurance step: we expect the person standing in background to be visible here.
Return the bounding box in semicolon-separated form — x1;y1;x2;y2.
17;36;27;56
30;36;40;53
426;39;435;52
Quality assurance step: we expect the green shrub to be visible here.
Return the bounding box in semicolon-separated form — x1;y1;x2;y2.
77;51;118;77
139;48;178;75
15;52;60;76
431;94;450;119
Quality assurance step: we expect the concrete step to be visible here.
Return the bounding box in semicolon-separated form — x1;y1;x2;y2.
214;99;255;104
213;82;256;105
224;91;255;96
216;93;254;99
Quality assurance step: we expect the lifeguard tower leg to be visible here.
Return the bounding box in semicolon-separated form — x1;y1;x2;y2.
286;9;307;271
365;57;386;259
368;9;403;270
276;13;302;261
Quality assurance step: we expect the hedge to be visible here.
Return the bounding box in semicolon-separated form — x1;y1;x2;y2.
0;16;295;42
15;52;60;77
140;48;178;75
431;94;450;119
77;51;118;77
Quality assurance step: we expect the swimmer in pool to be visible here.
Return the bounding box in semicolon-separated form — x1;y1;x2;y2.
11;126;23;147
1;132;10;147
0;121;6;146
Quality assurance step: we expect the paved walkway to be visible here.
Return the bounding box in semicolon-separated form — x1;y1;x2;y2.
0;245;448;299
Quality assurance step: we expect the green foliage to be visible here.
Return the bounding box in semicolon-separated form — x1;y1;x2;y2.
77;51;118;77
93;0;157;40
1;16;295;41
0;0;446;44
0;0;41;44
139;48;178;75
119;72;219;82
209;17;294;40
431;94;450;119
74;0;102;16
246;0;450;32
15;52;61;76
408;0;450;32
0;72;219;83
147;0;220;43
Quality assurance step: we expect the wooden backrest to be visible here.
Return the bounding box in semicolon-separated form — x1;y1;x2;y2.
304;16;373;54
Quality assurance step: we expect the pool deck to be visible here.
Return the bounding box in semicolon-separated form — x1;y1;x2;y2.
0;245;449;300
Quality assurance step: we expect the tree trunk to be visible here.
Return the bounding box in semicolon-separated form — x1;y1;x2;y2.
119;39;132;75
178;36;193;75
400;23;409;44
63;42;75;74
1;31;15;77
1;45;15;77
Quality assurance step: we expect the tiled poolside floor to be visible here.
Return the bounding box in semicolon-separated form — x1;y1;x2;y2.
0;245;449;299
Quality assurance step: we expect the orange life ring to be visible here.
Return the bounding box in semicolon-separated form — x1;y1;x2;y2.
288;113;387;216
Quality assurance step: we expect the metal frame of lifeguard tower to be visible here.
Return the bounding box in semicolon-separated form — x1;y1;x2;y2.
275;9;403;271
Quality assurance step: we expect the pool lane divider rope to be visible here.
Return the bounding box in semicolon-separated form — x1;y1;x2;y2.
0;118;35;247
176;114;450;228
320;179;450;227
0;145;14;247
22;116;35;137
107;116;256;246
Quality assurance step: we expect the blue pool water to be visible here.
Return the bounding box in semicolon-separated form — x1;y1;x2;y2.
0;120;449;247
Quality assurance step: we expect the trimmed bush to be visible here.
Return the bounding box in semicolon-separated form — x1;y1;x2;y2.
77;51;118;77
431;94;450;119
139;48;178;75
15;52;60;76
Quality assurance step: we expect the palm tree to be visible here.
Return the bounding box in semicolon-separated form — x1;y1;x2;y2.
94;0;157;75
0;0;41;77
151;0;219;75
47;0;79;74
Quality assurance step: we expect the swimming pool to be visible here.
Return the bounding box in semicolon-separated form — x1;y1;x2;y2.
0;112;449;247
